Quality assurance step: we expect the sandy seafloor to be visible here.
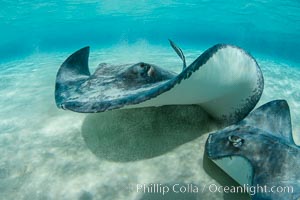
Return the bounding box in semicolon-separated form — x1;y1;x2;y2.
0;41;299;200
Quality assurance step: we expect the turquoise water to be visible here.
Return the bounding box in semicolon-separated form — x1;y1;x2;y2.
0;1;300;200
1;0;300;62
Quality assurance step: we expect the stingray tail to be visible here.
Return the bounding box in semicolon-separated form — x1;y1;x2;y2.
55;46;91;108
168;39;187;70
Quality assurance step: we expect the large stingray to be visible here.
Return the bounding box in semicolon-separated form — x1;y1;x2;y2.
206;100;300;200
55;40;264;123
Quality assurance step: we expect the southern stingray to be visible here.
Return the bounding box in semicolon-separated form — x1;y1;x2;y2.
55;40;264;123
206;100;300;200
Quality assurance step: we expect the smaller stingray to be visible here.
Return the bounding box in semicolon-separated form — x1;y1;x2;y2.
55;40;264;123
206;100;300;200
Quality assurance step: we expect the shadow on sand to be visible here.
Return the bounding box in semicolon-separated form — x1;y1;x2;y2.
81;104;250;199
81;105;216;162
203;152;250;200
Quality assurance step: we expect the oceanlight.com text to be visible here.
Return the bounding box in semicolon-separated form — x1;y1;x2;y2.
135;183;294;196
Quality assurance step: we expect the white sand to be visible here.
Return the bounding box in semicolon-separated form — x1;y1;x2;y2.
0;41;299;199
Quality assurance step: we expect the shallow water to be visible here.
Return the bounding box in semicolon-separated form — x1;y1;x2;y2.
0;43;300;200
1;0;300;62
1;1;300;200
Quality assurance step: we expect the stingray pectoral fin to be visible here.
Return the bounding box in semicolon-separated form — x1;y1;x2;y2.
136;45;264;124
240;100;295;145
57;46;91;79
55;46;91;108
169;39;187;70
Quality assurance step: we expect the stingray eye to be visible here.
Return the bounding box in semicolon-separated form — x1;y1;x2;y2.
228;135;241;143
140;62;145;68
228;135;244;148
